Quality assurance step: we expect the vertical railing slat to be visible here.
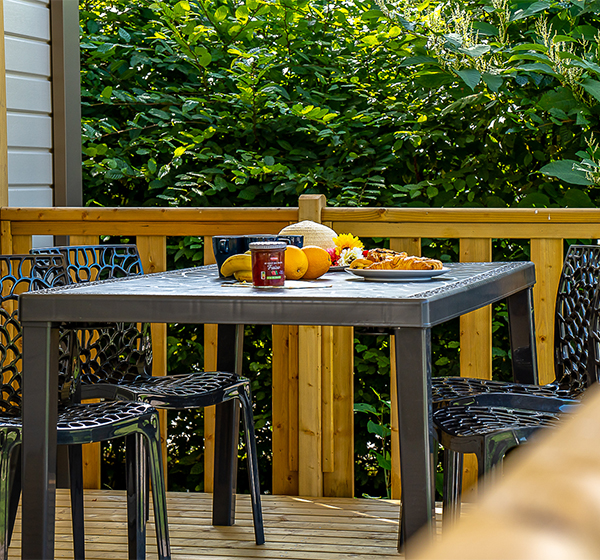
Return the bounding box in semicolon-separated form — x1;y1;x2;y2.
459;238;492;495
137;236;168;481
530;239;564;385
298;325;323;496
321;326;334;473
272;325;299;494
323;326;354;497
203;235;218;492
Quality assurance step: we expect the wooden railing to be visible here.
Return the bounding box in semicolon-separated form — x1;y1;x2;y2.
2;194;599;498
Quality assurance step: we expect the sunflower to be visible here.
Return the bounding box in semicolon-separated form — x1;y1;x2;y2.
333;233;363;255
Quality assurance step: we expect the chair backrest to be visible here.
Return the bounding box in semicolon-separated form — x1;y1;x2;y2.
31;245;153;385
553;244;600;393
0;254;70;415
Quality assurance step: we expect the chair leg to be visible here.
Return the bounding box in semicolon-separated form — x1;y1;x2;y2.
239;387;265;545
126;433;146;560
143;416;171;560
442;448;463;529
6;445;20;550
0;434;18;560
68;444;86;560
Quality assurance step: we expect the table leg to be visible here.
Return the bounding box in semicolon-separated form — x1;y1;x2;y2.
393;327;435;556
212;324;243;526
507;287;538;385
21;322;59;559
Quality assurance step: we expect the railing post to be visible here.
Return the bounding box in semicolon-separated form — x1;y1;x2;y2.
137;236;168;482
459;238;492;496
530;239;563;384
203;235;217;492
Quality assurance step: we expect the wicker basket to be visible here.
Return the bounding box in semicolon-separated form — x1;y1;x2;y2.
279;220;337;250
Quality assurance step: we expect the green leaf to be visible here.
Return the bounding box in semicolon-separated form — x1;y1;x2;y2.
194;46;212;67
367;420;391;438
214;6;228;21
354;403;377;414
100;86;113;99
538;88;577;113
562;188;594;207
148;108;170;120
456;69;481;91
482;73;502;92
581;78;600;102
118;28;131;42
539;160;592;185
399;56;438;67
174;146;188;157
510;1;551;21
472;21;498;36
459;45;490;58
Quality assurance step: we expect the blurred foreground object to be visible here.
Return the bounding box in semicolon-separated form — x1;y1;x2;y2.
415;383;600;559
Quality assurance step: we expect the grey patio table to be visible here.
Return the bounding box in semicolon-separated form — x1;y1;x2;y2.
19;260;537;559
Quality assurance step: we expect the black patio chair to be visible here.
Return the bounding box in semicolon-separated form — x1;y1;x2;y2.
32;244;265;545
431;245;600;407
434;244;600;525
0;253;170;560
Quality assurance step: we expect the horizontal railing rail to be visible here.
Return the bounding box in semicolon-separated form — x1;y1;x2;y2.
2;194;598;498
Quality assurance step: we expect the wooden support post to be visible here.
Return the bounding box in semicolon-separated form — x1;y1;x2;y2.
459;238;492;495
137;236;168;480
298;325;323;496
272;325;299;495
203;235;218;492
296;194;328;496
0;221;12;256
323;326;354;497
12;235;31;255
321;326;334;473
530;239;563;385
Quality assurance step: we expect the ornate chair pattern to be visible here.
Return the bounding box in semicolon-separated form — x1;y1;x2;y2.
32;244;265;545
434;244;600;524
0;254;170;560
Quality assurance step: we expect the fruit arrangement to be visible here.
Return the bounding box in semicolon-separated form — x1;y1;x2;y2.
219;245;332;281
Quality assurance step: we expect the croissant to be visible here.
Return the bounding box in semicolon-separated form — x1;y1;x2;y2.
366;249;406;262
348;250;443;271
349;258;374;269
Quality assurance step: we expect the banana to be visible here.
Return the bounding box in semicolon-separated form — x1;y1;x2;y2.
234;270;253;282
220;253;252;277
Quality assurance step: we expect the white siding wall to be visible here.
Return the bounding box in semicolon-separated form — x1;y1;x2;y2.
4;0;53;248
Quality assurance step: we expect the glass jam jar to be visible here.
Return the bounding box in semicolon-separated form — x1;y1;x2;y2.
249;241;286;287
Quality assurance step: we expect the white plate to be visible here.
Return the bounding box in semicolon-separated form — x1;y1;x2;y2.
345;267;450;282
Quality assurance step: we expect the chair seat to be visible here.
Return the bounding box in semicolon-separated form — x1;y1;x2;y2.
433;404;562;438
83;371;248;409
432;377;579;409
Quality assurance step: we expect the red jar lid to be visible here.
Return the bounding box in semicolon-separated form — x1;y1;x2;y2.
249;241;287;251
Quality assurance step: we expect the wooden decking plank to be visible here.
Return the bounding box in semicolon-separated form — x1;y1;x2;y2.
9;490;414;559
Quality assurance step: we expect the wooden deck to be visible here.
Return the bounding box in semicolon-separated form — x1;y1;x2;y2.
8;490;434;559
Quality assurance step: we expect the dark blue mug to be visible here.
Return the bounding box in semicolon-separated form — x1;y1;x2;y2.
244;234;303;249
212;236;248;278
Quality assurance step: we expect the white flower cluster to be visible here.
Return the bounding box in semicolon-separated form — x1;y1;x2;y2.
337;246;364;266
